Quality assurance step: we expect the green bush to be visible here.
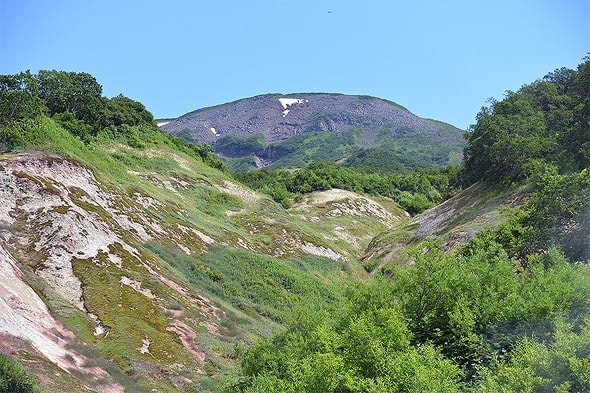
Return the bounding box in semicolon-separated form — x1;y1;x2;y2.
235;161;460;214
0;354;38;393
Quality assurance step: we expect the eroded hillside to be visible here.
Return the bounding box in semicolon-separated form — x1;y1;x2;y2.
361;182;529;274
0;145;407;392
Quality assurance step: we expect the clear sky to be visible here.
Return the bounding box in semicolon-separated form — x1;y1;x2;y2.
1;0;588;129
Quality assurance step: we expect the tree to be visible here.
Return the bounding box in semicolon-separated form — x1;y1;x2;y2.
36;70;104;126
0;71;45;124
108;94;155;127
463;56;590;184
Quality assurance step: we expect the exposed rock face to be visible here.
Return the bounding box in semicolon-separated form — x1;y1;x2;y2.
161;93;464;150
0;153;218;391
0;154;153;311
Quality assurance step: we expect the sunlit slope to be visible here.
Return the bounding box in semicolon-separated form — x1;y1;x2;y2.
0;120;408;391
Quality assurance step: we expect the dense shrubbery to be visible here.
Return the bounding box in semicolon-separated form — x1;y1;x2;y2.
230;194;590;391
0;70;225;170
235;161;462;214
228;56;590;392
229;236;590;391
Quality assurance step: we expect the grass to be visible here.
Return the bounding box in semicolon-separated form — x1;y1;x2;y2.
147;243;348;327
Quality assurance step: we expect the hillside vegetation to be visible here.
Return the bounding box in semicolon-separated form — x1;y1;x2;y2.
227;56;590;392
0;71;380;392
234;161;461;215
0;55;589;393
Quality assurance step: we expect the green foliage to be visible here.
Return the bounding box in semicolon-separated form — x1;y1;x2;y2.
235;161;461;214
522;163;590;262
215;134;265;157
479;319;590;392
108;94;156;127
233;235;590;390
0;354;38;393
0;70;225;171
232;278;464;392
397;191;435;215
343;147;423;172
464;161;590;263
0;116;87;155
0;71;46;151
168;135;226;171
464;56;590;184
36;70;103;119
0;71;44;124
266;129;362;168
52;111;94;142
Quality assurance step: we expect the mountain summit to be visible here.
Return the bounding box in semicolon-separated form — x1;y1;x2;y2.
161;93;466;171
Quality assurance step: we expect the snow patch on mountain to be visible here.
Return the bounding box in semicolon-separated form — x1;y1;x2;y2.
279;98;308;117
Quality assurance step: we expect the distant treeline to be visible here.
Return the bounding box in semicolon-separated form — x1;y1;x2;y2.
235;161;462;214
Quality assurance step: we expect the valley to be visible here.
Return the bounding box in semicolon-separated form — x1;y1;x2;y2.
1;57;589;392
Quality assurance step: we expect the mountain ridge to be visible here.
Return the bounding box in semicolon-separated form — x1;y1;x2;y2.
161;93;465;171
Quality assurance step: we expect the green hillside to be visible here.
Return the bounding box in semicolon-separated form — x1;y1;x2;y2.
220;124;463;173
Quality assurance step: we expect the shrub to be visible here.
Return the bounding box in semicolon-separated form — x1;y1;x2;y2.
0;354;38;393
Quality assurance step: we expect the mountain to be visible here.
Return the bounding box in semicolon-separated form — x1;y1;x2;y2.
161;93;466;172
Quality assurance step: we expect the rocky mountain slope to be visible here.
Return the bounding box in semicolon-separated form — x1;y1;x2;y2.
161;93;465;171
0;144;408;392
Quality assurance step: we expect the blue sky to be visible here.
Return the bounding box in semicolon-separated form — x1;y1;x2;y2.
1;1;588;129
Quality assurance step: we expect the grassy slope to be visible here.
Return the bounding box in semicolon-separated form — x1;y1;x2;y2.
361;182;528;274
2;116;395;391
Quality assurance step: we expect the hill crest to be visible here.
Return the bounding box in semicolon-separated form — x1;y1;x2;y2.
161;93;465;171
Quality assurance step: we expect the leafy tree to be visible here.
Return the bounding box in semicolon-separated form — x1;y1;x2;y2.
463;55;590;184
0;72;47;150
0;71;45;124
36;70;103;118
103;94;156;129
